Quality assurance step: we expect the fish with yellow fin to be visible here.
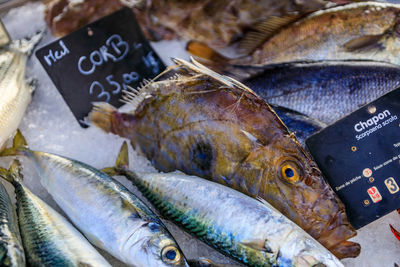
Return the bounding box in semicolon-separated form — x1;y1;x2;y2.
89;58;360;259
188;2;400;79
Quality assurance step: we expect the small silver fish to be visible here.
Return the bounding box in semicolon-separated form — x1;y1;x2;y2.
104;142;344;267
0;160;111;267
1;130;189;267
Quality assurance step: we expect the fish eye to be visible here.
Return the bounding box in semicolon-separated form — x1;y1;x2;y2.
279;161;302;183
161;245;181;264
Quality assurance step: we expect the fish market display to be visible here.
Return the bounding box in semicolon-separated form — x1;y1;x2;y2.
45;0;346;49
0;173;24;266
1;131;188;267
0;160;111;267
188;2;400;79
243;60;400;124
272;105;325;145
0;28;41;148
104;142;343;267
89;58;359;259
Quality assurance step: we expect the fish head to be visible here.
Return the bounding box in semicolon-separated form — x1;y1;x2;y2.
238;135;359;258
277;230;343;267
124;221;188;267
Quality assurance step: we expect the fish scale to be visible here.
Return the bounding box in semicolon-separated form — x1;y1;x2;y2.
0;181;24;267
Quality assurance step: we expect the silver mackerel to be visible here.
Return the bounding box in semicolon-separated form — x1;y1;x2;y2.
1;131;188;267
106;142;343;267
0;160;111;267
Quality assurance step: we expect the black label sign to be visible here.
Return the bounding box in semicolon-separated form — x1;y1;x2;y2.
36;8;165;127
306;88;400;229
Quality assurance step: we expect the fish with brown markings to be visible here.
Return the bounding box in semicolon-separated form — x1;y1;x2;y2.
188;2;400;79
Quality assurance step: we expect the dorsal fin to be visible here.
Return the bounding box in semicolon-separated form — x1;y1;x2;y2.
172;57;260;98
342;34;386;53
121;65;183;111
237;15;301;55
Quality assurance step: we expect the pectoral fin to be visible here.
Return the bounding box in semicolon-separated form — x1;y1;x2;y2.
241;239;273;253
342;34;385;53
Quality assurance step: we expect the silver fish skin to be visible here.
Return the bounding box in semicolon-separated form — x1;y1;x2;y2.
243;60;400;124
123;170;343;267
109;143;343;267
0;160;111;267
1;132;188;267
0;181;24;266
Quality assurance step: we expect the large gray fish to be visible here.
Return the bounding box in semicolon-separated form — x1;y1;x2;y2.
104;142;343;267
0;23;42;148
243;60;400;124
1;131;188;267
0;174;24;266
0;160;111;267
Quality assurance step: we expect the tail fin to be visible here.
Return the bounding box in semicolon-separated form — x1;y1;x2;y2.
10;30;45;57
0;130;29;157
186;41;265;80
101;141;129;176
0;160;23;186
88;102;117;133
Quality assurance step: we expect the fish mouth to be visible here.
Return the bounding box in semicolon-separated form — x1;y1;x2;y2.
329;240;361;259
315;210;360;259
298;198;359;260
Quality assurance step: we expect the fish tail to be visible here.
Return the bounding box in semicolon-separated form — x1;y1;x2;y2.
186;41;265;80
88;102;117;133
0;159;23;186
0;130;30;157
9;30;45;56
101;141;129;176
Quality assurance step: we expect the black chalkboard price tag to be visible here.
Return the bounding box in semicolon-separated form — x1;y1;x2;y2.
36;7;166;127
306;87;400;229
